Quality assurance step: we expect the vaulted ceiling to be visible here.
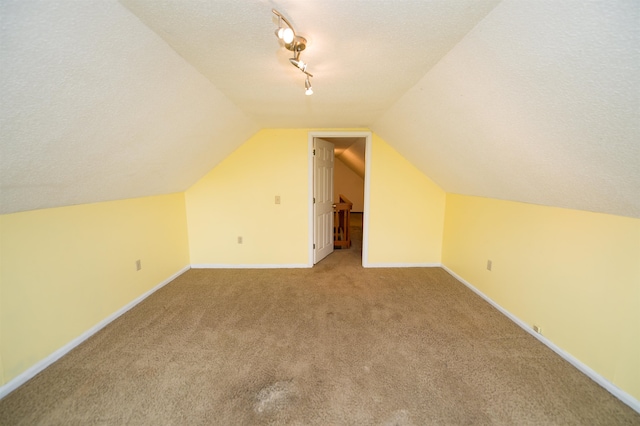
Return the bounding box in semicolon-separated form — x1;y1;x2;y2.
1;0;638;218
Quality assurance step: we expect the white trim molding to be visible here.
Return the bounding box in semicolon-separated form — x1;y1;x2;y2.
307;131;372;268
363;262;442;268
0;265;191;400
441;264;640;414
191;264;310;269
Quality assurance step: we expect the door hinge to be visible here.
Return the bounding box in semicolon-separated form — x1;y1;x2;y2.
313;149;316;155
313;244;316;249
313;197;316;203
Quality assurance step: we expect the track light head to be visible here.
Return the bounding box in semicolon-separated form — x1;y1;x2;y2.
289;58;307;72
305;77;313;96
274;15;294;43
281;27;294;44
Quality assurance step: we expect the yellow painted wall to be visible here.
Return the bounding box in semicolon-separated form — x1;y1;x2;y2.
186;130;447;267
366;134;446;265
186;129;310;266
442;193;640;400
0;193;190;385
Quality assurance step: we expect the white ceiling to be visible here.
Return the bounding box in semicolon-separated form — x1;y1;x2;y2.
1;0;639;218
120;0;501;128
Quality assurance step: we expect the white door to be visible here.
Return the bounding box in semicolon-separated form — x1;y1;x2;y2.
314;138;334;264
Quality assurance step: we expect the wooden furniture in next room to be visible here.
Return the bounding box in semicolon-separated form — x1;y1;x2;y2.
333;194;353;249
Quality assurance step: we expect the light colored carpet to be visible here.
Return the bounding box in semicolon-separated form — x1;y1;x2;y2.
1;215;638;424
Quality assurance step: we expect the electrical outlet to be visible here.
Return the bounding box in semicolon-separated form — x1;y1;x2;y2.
237;236;243;244
275;195;281;204
533;325;542;334
487;260;492;271
136;259;142;271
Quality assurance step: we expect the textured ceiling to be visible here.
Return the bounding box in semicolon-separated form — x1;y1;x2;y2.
0;0;258;214
372;0;640;218
1;0;639;218
120;0;501;128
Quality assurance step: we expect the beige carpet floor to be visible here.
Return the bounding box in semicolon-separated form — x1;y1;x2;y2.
1;214;638;425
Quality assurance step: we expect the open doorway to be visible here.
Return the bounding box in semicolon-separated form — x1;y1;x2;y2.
308;131;371;267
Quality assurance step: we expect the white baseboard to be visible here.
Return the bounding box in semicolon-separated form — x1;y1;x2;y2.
363;262;442;268
191;263;310;269
3;263;638;414
0;265;191;400
441;264;640;414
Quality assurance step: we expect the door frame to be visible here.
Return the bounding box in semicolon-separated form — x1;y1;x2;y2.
307;131;372;267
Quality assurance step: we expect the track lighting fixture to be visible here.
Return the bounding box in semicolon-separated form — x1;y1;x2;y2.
273;9;314;95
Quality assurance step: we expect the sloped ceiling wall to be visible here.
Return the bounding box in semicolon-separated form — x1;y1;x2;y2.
330;138;366;179
0;1;258;214
372;0;640;218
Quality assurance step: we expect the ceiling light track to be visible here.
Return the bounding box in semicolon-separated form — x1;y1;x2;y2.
273;9;313;95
